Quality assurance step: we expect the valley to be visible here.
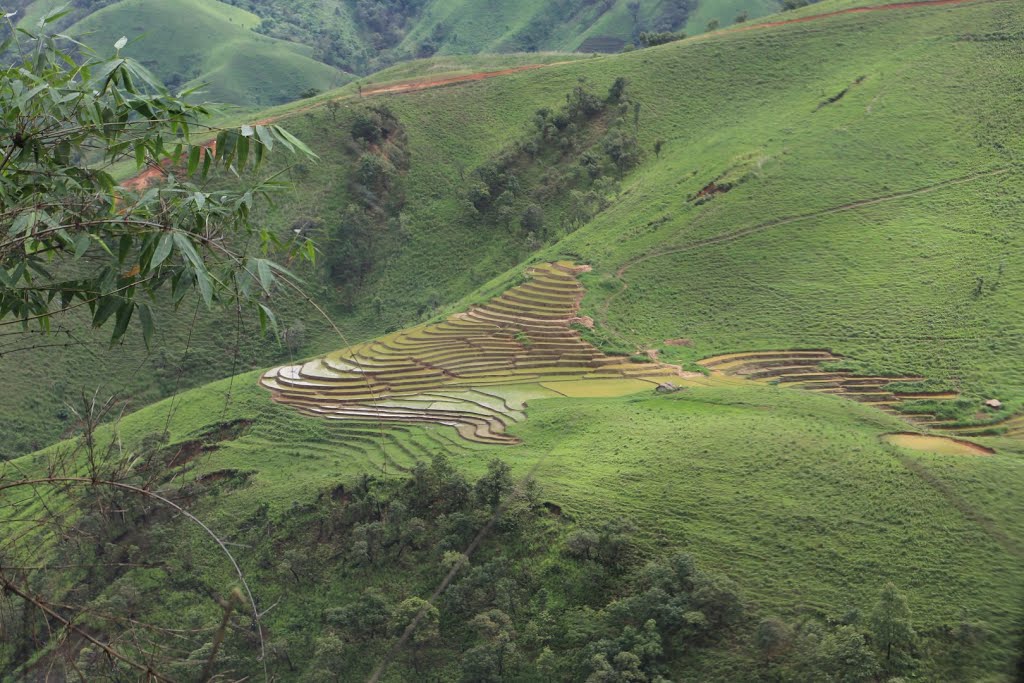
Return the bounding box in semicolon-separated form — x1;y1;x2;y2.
1;0;1022;680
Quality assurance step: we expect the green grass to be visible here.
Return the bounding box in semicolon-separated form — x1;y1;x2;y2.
66;0;350;109
397;0;779;55
3;0;1024;677
356;52;592;86
4;0;1021;454
684;0;784;34
5;367;1023;678
5;0;1021;447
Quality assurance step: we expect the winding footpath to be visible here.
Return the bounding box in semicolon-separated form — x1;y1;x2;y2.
596;168;1011;341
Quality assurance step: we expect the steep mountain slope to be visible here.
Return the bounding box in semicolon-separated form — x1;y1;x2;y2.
2;0;1021;450
2;1;1023;678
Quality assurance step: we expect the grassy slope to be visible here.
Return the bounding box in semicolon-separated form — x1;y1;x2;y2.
3;1;1020;447
0;46;590;459
18;0;777;79
684;0;783;33
550;0;1024;409
3;2;1021;448
3;0;1024;674
66;0;350;109
241;0;1024;662
397;0;781;55
7;349;1023;677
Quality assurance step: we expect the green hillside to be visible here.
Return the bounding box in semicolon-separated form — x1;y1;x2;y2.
400;0;783;55
2;0;1023;679
62;0;350;109
13;0;781;77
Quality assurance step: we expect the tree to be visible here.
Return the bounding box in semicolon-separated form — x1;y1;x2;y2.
706;18;720;32
755;617;793;667
638;31;685;48
565;527;600;560
0;16;316;345
602;129;641;176
461;609;521;682
326;99;342;121
390;597;441;675
520;204;545;236
584;620;667;683
627;0;641;24
595;517;637;569
944;616;989;679
815;625;879;682
869;582;917;675
475;458;514;508
607;77;628;103
325;589;392;641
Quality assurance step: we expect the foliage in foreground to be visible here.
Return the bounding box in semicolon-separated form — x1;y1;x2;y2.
0;16;314;346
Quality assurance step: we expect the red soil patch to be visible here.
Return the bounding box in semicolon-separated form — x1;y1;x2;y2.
360;64;562;96
121;138;217;192
694;181;731;200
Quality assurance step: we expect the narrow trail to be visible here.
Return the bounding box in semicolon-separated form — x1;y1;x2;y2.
122;0;993;190
597;167;1012;341
358;62;571;96
895;452;1024;560
722;0;996;36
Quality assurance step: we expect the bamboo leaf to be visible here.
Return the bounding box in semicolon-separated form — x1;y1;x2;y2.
151;232;173;268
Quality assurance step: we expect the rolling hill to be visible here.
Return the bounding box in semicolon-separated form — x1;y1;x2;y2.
10;0;785;90
1;0;1023;680
64;0;351;109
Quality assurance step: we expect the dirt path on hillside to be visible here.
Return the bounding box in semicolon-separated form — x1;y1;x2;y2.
595;167;1011;344
894;452;1024;559
122;0;990;191
359;63;571;96
722;0;994;36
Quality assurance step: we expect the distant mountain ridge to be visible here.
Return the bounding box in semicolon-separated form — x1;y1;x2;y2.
8;0;781;107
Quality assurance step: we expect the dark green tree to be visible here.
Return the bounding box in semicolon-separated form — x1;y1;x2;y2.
460;609;521;682
815;625;880;682
475;458;514;508
869;582;917;675
325;589;392;641
520;204;545;236
390;597;441;676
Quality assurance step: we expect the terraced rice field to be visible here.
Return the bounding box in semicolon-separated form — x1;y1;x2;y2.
698;349;1023;443
263;272;1023;448
698;349;949;419
261;262;683;443
932;412;1024;439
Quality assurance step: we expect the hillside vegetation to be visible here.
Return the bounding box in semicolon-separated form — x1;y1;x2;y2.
63;0;350;108
1;0;1023;680
10;0;782;82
